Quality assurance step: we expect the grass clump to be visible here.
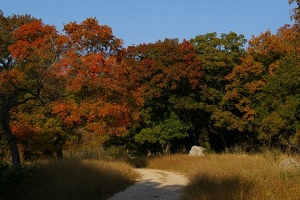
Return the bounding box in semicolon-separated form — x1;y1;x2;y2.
147;153;300;200
1;158;138;200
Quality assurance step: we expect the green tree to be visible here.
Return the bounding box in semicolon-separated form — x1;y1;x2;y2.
134;112;189;154
124;39;203;154
190;32;247;150
258;55;300;150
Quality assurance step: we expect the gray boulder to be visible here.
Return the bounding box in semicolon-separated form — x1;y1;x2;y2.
279;158;300;170
189;145;205;157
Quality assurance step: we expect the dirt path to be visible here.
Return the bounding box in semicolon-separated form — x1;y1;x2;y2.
108;168;189;200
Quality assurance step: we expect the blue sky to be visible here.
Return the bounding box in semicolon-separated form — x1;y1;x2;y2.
1;1;297;47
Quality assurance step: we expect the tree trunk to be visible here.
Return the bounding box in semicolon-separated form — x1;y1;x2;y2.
54;133;64;159
56;149;63;159
221;134;229;153
268;135;272;151
1;108;21;171
162;142;171;155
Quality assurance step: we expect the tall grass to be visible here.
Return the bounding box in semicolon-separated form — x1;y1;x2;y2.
1;159;138;200
147;153;300;200
2;152;299;200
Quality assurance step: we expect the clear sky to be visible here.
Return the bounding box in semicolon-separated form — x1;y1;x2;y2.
1;0;297;47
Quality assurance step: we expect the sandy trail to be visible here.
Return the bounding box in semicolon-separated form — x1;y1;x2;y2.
108;168;188;200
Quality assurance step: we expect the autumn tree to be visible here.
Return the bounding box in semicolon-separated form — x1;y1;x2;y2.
52;18;141;154
0;12;37;170
0;12;65;170
289;0;300;27
6;16;142;162
9;20;69;159
225;21;299;150
253;1;300;150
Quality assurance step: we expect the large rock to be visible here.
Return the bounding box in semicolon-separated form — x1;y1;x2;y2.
189;145;205;157
279;158;300;170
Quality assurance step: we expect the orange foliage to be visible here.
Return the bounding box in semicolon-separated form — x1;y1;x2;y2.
124;39;202;101
51;100;82;126
224;22;299;126
10;111;43;142
11;121;42;142
47;18;143;136
63;17;123;55
9;20;59;62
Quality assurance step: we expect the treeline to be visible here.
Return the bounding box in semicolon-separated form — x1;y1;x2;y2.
1;1;300;170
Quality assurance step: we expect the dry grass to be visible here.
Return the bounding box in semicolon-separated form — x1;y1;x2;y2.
1;159;138;200
147;153;300;200
2;152;300;200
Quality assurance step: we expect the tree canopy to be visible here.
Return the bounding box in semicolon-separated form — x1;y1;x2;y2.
1;1;300;168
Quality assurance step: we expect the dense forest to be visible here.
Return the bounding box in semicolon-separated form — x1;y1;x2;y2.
1;0;300;171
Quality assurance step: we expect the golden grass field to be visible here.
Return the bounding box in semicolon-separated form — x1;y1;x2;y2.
1;151;300;200
1;159;138;200
146;152;300;200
